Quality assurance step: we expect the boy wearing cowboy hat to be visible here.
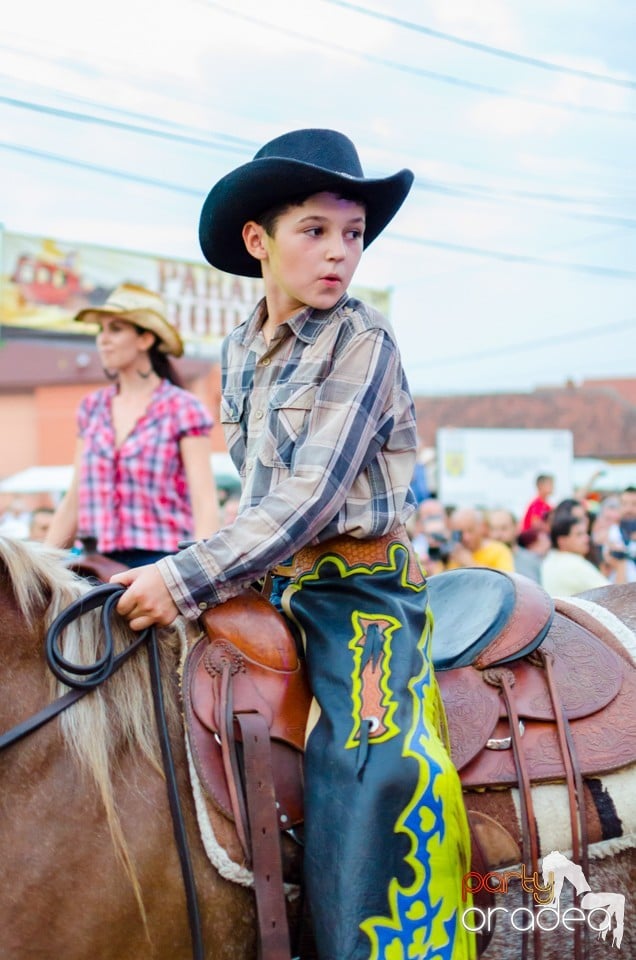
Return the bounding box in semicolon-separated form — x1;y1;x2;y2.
114;130;474;959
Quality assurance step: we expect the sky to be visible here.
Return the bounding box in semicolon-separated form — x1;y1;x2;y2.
1;0;635;396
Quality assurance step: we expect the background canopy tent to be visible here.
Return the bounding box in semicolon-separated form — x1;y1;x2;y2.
0;454;241;496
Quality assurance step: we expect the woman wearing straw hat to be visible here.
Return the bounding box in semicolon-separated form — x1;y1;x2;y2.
45;283;219;566
111;130;474;959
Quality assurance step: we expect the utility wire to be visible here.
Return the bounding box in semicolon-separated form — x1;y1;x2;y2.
2;139;634;280
0;63;260;151
0;94;253;156
4;43;636;208
387;232;636;279
415;178;635;210
0;141;203;196
413;181;636;229
3;61;635;197
0;80;626;205
203;1;636;121
322;0;636;90
407;317;636;369
4;91;633;222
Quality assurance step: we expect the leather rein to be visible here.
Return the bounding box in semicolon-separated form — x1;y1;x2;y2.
0;583;204;960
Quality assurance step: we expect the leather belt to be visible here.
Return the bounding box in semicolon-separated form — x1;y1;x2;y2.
270;524;420;580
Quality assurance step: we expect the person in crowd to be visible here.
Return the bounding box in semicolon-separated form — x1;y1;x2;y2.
515;527;551;582
587;495;620;571
407;498;453;575
108;128;474;959
28;506;54;543
605;486;636;583
521;473;554;531
487;507;544;581
549;496;601;565
0;496;31;539
550;497;588;526
486;507;518;549
447;506;515;571
541;513;626;597
409;442;431;504
45;284;219;567
407;496;446;555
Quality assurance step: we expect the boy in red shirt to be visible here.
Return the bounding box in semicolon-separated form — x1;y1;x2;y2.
521;473;554;531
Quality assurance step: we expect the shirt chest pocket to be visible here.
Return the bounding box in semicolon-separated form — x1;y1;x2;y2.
260;381;317;469
220;394;246;470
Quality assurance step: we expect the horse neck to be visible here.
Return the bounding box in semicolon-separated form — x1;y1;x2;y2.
0;574;51;730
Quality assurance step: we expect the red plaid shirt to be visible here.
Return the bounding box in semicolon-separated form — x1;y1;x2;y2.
77;380;213;553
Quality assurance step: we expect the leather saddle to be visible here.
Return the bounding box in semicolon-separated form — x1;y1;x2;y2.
183;568;636;958
428;568;636;785
186;590;310;841
65;536;128;582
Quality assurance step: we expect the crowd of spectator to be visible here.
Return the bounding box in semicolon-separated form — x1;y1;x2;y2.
407;478;636;597
1;475;635;600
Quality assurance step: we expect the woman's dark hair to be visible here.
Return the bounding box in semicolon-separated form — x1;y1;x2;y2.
549;497;589;529
550;514;584;549
136;327;184;387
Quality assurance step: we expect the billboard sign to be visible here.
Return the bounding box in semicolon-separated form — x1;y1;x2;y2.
0;228;391;357
436;428;574;517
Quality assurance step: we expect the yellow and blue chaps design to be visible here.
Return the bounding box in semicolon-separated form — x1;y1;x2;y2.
269;532;475;960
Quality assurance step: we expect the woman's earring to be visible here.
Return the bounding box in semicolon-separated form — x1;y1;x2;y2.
102;367;119;381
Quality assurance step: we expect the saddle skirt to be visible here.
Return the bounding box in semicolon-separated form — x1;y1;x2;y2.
437;611;636;786
184;589;311;839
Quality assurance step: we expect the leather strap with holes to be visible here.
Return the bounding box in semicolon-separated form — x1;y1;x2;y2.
235;711;292;960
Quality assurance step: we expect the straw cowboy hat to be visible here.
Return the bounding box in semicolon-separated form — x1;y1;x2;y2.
75;284;184;357
199;128;414;277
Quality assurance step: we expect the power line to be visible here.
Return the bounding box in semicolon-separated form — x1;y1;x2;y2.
1;138;634;281
0;94;254;156
4;90;634;225
3;48;636;204
0;141;203;196
321;0;636;91
203;1;636;121
0;62;261;152
415;177;635;210
407;317;636;369
387;232;636;279
413;181;636;230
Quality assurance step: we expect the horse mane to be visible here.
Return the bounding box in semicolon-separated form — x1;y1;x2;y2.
0;535;186;922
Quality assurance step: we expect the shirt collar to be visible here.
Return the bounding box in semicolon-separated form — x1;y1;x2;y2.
238;293;351;347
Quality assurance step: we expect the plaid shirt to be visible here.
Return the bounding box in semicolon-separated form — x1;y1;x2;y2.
77;380;213;552
158;294;418;619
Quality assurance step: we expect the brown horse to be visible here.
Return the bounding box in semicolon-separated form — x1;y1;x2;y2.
1;535;635;960
0;536;293;960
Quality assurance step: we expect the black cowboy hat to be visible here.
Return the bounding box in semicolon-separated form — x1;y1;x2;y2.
199;128;414;278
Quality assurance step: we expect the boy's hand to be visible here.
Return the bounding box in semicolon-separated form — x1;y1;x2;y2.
110;565;179;631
